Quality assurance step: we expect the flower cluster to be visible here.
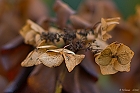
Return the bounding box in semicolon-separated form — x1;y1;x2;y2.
19;2;134;74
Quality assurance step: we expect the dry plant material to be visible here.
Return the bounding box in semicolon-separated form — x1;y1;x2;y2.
21;39;85;72
21;49;42;67
21;46;56;67
21;40;57;67
94;17;120;41
95;42;134;75
20;19;45;46
38;48;85;72
19;17;135;75
19;4;134;75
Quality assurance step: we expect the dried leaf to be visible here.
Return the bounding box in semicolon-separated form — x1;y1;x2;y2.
63;53;85;72
27;65;57;93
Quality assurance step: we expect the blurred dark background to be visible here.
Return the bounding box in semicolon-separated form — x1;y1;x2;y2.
0;0;140;93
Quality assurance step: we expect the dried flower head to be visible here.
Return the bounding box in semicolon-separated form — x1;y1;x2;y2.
38;48;85;72
20;19;45;46
21;40;85;72
94;17;120;41
95;42;134;75
19;16;135;75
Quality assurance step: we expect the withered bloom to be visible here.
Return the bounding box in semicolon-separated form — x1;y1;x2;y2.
20;19;45;46
94;17;120;41
95;42;134;75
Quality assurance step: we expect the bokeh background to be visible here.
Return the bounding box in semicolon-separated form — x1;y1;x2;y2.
43;0;140;19
0;0;140;93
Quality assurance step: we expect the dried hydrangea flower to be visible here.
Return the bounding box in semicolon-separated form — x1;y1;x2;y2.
21;40;57;67
21;40;85;72
94;17;120;41
20;19;46;46
38;48;85;72
95;42;134;75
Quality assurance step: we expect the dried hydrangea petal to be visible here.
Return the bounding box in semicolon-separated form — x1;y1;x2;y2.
105;17;120;31
35;34;42;46
107;42;120;55
95;48;112;66
27;19;45;34
116;43;134;65
24;30;37;45
63;53;85;72
114;60;130;72
101;18;108;31
99;59;118;75
38;52;64;67
21;50;42;67
102;33;112;41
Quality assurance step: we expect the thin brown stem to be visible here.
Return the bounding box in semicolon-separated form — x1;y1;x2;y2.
55;66;67;93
